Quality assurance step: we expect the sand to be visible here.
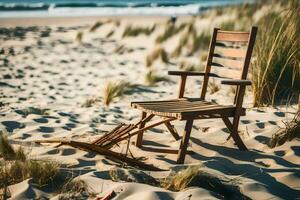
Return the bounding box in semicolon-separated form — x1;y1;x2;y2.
0;12;299;200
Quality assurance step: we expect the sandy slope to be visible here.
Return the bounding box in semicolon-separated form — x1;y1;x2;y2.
0;14;299;199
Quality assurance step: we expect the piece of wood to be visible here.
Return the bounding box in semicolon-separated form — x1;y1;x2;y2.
211;57;244;69
177;119;193;164
35;140;164;171
103;118;176;148
221;79;252;85
200;28;219;100
178;75;187;98
136;112;147;147
140;146;193;154
214;47;246;59
168;71;206;76
164;121;181;140
216;31;250;42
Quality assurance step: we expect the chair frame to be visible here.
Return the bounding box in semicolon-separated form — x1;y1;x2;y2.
133;27;258;164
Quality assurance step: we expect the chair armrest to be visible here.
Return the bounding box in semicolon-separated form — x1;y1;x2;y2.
221;79;252;86
168;71;206;76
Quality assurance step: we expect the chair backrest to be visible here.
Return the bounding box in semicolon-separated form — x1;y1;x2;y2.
200;26;258;100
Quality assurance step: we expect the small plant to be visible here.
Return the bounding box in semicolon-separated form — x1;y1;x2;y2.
122;25;155;37
103;81;131;106
0;133;60;188
156;23;186;43
145;47;169;67
82;96;100;107
208;78;220;94
269;111;300;148
179;61;201;72
106;29;114;38
75;31;83;43
59;179;95;200
161;166;246;199
89;21;103;32
144;70;170;86
0;133;16;160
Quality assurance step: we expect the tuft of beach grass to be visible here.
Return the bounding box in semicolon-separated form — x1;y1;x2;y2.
269;110;300;148
103;81;131;106
145;47;169;67
75;31;83;43
144;70;170;86
251;3;300;106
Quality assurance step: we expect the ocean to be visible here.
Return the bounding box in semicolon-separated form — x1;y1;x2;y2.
0;0;254;18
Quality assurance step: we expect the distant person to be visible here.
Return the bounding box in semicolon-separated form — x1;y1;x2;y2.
170;15;177;24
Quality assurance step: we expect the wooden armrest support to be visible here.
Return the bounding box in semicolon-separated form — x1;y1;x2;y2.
168;71;206;76
221;79;252;86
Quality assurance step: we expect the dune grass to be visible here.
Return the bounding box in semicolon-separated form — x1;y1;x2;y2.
75;31;83;43
103;81;131;106
146;47;169;67
144;70;170;86
187;31;211;56
0;132;60;190
82;96;100;108
123;25;155;37
161;166;246;199
59;179;95;200
106;29;115;38
208;78;220;94
89;21;103;32
251;3;300;106
269;110;300;148
156;22;186;43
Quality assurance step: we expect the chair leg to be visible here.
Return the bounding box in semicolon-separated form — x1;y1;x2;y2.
222;116;247;150
231;116;248;150
177;119;193;164
164;121;181;141
135;112;147;147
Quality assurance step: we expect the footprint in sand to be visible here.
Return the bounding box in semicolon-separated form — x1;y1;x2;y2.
38;126;54;133
33;118;48;123
61;148;76;156
2;121;25;132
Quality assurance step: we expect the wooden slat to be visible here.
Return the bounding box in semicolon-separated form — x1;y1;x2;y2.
212;57;244;69
214;47;246;59
210;67;241;79
216;31;249;42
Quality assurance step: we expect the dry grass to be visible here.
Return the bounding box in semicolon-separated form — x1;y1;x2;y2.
145;47;169;67
208;78;220;94
123;25;155;37
89;21;103;32
144;70;170;86
179;61;202;72
161;166;246;199
269;110;300;148
252;3;300;106
0;132;60;190
59;178;95;200
82;96;100;108
106;29;114;38
103;81;131;106
156;22;186;43
75;31;83;43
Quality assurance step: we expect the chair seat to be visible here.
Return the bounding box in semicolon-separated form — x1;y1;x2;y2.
131;98;245;120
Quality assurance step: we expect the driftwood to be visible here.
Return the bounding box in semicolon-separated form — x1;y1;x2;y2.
35;140;164;171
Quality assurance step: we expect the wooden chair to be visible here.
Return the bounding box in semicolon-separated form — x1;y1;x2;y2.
131;27;258;164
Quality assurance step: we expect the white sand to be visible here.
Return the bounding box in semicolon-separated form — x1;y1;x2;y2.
0;12;299;200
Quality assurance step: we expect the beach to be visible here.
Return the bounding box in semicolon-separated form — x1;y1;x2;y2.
0;1;300;199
